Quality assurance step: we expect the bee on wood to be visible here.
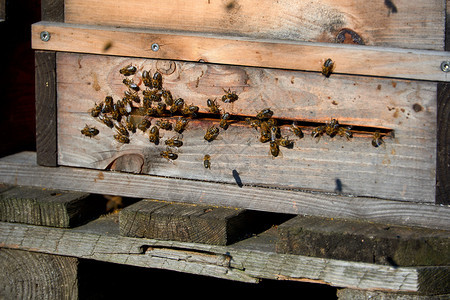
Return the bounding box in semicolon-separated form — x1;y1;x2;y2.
245;117;261;130
322;58;335;78
123;78;140;92
114;133;130;144
160;148;178;161
256;108;273;120
269;141;280;157
81;125;99;138
148;125;161;145
277;136;294;148
99;115;114;128
270;125;281;142
152;72;163;90
311;125;326;140
207;99;220;114
203;154;211;169
372;130;384;147
181;104;199;117
222;88;238;103
204;125;220;142
174;117;189;133
111;106;122;122
155;102;167;116
259;130;271;143
325;118;340;137
162;90;174;106
115;100;129;117
137;118;151;132
337;126;353;140
219;112;231;130
119;64;137;76
125;115;136;133
114;122;129;137
124;90;140;103
156;119;172;130
145;107;158;116
142;70;153;88
143;89;162;102
101;96;114;114
90;103;103;118
170;98;185;114
165;136;183;148
290;123;304;139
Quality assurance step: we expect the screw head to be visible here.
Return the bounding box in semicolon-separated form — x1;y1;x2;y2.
151;43;160;52
440;61;450;72
40;31;51;42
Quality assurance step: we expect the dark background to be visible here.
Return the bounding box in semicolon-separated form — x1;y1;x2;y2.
0;1;337;297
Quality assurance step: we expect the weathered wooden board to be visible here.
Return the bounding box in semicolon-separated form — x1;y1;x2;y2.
64;0;445;51
57;52;437;203
31;22;450;82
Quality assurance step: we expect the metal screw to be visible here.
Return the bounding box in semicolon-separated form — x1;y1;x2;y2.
40;31;51;42
440;61;450;72
151;43;160;52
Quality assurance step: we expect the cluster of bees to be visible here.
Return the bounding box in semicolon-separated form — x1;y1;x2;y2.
81;59;386;168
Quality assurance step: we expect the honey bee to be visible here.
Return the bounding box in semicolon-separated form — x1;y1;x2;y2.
101;96;114;114
123;90;140;103
156;119;172;130
270;125;281;141
152;72;163;90
245;117;261;130
322;58;334;77
143;89;162;102
222;88;238;103
207;99;220;114
137;118;151;132
123;78;140;92
337;126;353;140
181;104;199;117
325;118;340;137
115;100;129;116
90;103;103;118
203;154;211;169
277;136;294;148
165;136;183;147
160;148;178;161
125;115;136;133
311;125;326;140
111;106;122;122
204;125;219;142
119;64;137;76
170;98;185;114
372;130;384;147
269;141;280;157
148;125;161;145
142;70;153;88
259;130;271;143
145;107;157;116
155;102;167;115
256;108;273;120
162;90;173;106
81;125;99;138
99;115;114;128
114;133;130;144
114;122;129;137
219;112;231;130
174;117;189;133
290;123;304;139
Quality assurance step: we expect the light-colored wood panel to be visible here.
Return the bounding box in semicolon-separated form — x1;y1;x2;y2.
56;53;436;203
1;152;449;230
32;21;450;82
64;0;445;51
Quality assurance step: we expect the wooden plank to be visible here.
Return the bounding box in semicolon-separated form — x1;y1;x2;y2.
119;199;290;245
337;289;449;299
275;215;450;267
64;0;446;51
57;53;437;203
0;0;4;22
31;21;450;82
0;185;105;228
1;220;448;294
35;51;58;166
0;249;78;300
41;0;64;22
1;152;449;230
436;83;450;205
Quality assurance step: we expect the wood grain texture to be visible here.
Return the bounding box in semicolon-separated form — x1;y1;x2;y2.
0;248;78;300
436;83;450;205
0;219;448;294
1;152;449;230
35;51;57;166
31;21;450;82
57;53;437;203
41;0;64;22
63;0;445;51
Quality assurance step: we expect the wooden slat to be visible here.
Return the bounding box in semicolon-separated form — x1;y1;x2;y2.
64;0;445;51
57;53;437;203
31;21;450;82
1;152;449;230
0;219;447;293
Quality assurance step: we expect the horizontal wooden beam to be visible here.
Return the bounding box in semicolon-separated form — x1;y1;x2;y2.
32;21;450;82
0;152;449;230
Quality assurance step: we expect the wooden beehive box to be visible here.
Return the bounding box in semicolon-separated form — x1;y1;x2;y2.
30;0;449;228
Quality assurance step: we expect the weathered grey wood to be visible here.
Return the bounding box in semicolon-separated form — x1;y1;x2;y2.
436;83;450;205
119;199;289;245
0;248;78;300
0;219;448;294
0;185;104;228
337;289;449;299
1;152;449;230
275;215;450;267
57;53;437;203
41;0;64;22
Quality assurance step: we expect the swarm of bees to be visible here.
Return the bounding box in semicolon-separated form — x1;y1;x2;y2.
82;61;389;170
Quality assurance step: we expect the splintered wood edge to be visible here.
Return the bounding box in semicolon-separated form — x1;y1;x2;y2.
1;152;449;231
31;21;450;82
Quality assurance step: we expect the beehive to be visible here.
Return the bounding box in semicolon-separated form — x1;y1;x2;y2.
31;0;450;224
